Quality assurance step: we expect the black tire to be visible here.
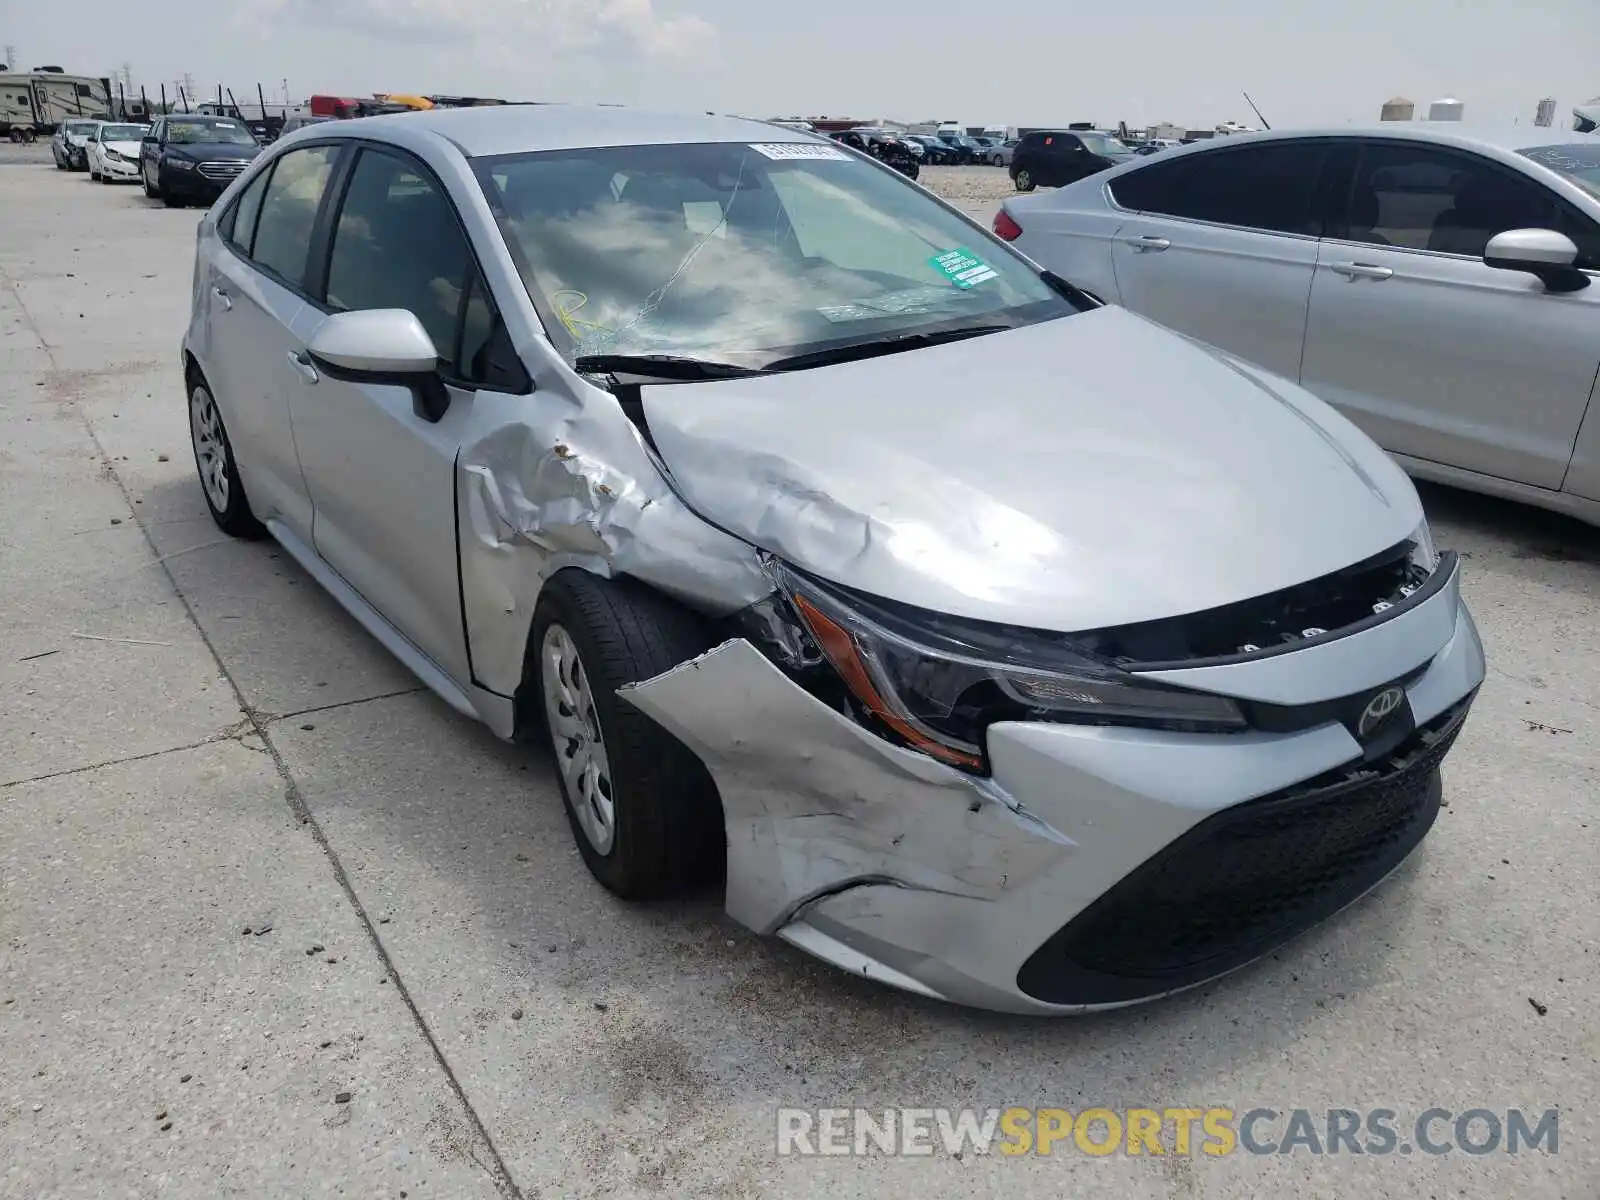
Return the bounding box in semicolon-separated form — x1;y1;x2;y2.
529;571;721;900
187;373;266;539
991;153;1004;167
1014;167;1036;192
142;172;158;199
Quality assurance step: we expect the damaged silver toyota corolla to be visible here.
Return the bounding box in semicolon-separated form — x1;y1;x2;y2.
183;105;1484;1013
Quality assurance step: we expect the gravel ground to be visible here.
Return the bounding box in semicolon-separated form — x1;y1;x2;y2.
1;150;1596;1200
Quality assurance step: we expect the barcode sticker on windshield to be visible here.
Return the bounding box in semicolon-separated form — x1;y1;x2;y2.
929;248;998;288
748;142;851;161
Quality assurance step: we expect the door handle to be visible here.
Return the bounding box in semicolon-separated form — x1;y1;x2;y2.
1330;261;1394;280
211;286;232;312
1124;235;1171;252
287;350;319;385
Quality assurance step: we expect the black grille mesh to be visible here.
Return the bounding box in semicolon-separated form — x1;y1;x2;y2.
1017;701;1468;1001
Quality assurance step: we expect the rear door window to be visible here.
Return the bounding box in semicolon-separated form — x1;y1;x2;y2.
221;166;272;255
250;144;340;289
1110;141;1328;235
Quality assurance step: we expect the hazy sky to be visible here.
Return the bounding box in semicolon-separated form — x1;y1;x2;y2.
4;0;1596;130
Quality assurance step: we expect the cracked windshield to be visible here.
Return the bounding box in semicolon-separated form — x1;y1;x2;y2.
475;141;1072;365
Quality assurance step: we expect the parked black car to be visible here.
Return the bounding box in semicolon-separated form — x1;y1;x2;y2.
1009;129;1134;191
140;115;264;207
904;134;957;165
830;130;920;180
934;133;976;164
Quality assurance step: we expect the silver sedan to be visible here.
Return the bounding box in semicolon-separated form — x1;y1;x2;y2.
998;124;1600;525
183;106;1482;1013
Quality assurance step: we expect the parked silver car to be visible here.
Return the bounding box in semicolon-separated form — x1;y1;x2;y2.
183;106;1482;1013
998;125;1600;525
50;118;99;170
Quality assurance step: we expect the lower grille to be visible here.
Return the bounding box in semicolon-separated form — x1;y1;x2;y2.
197;160;249;182
1016;697;1472;1005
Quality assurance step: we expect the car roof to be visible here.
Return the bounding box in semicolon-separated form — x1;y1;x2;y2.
1163;122;1600;154
332;104;816;158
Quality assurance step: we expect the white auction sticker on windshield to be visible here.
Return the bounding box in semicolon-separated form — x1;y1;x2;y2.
748;142;851;161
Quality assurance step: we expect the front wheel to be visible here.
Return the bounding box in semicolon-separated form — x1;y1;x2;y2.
142;171;158;198
991;153;1004;166
188;378;266;538
1014;167;1036;192
530;571;721;900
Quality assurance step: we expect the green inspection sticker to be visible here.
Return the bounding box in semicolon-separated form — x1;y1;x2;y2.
929;247;999;288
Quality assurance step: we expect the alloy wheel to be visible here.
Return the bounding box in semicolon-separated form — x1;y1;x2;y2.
541;623;616;855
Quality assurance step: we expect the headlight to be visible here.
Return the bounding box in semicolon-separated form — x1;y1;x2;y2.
738;559;1246;772
105;148;125;163
166;156;196;170
1406;519;1438;576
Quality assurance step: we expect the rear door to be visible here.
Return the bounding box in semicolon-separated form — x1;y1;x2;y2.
1108;139;1332;380
1299;139;1600;488
200;143;343;539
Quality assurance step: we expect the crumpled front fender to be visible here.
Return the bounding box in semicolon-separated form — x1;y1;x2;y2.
619;638;1072;934
455;387;771;699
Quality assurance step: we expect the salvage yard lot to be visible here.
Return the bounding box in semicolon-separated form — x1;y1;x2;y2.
1;149;1596;1198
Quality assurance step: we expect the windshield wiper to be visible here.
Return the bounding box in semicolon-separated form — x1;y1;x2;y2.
572;353;768;381
761;324;1013;373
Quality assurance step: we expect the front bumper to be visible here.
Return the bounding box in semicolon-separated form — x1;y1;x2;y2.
622;558;1484;1014
99;155;139;179
159;166;227;201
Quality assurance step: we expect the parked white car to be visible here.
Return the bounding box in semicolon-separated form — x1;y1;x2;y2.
997;124;1600;525
86;121;149;183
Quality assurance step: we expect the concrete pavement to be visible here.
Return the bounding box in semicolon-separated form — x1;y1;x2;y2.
1;151;1596;1198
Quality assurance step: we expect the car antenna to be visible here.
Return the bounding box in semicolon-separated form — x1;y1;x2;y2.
1242;91;1271;130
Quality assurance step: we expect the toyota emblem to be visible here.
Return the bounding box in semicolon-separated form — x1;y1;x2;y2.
1357;686;1406;738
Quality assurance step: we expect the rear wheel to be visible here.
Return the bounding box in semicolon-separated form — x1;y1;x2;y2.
188;376;266;538
1014;167;1036;192
530;571;722;900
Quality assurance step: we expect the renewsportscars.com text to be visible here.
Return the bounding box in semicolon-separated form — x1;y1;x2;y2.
776;1106;1560;1158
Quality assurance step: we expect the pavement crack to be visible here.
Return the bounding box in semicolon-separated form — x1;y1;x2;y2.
0;732;242;790
266;686;428;725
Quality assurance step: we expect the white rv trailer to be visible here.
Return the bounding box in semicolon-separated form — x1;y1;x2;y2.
0;69;115;137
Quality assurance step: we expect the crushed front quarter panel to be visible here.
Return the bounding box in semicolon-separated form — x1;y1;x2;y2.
456;385;772;698
618;638;1073;934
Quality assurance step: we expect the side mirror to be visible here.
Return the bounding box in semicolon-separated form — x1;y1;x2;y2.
306;309;451;422
1483;228;1589;293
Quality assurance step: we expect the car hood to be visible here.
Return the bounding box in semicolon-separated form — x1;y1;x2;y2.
640;306;1422;632
165;141;260;158
104;140;142;156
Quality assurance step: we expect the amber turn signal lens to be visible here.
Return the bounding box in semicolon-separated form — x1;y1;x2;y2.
792;594;984;769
